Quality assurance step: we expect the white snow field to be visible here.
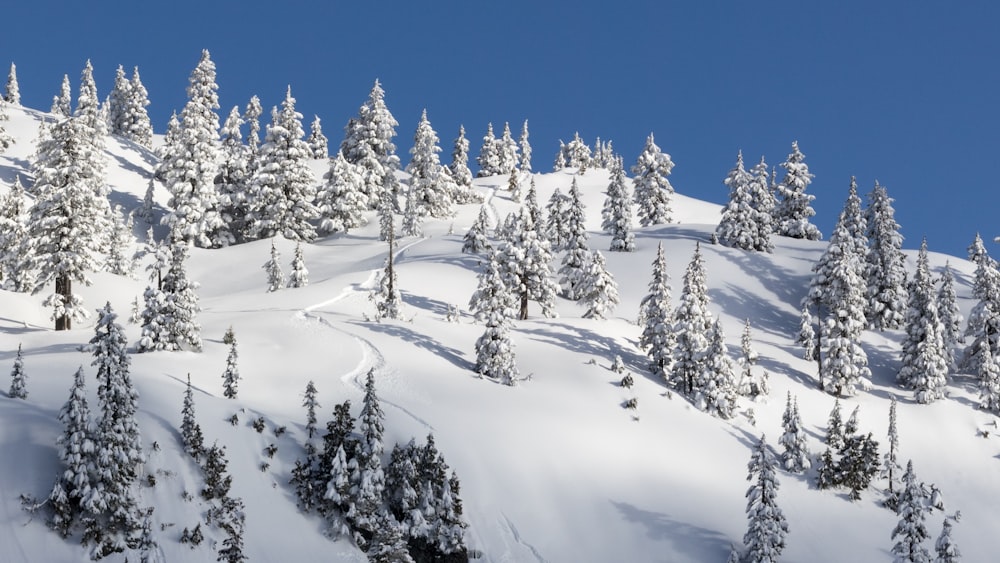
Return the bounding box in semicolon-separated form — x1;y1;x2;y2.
0;103;995;562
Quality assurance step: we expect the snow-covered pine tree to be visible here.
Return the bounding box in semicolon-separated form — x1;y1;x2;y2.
817;400;845;489
341;81;400;207
407;109;457;219
882;396;904;507
244;95;263;156
476;122;500;177
105;205;136;278
51;74;72;116
519;119;532;172
161;50;226;248
448;125;479;204
307;115;329;159
126;67;153;149
181;374;205;459
377;184;395;243
507;168;523;203
558;178;591;300
367;511;415;563
937;264;963;372
563;132;592;171
385;440;424;540
0;175;29;292
314;400;355;523
601;156;635;252
976;339;1000;412
469;247;514;323
670;243;714;395
579;250;620;320
107;65;132;139
372;225;402;321
500;206;559;320
961;234;1000;375
774;140;821;240
317;151;367;235
216;106;250;243
49;366;95;537
891;460;931;563
553;141;567;170
524;178;545;237
288;242;309;288
797;304;818;362
898;238;949;403
748;156;776;252
697;319;738;418
5;62;19;104
496;122;519;176
806;178;868;314
156;242;202;351
716;151;760;251
544;187;571;251
222;331;239;399
631;133;675;226
263;239;284;292
247;88;319;241
744;435;789;562
0;95;12;153
25;111;109;330
351;369;387;536
302;380;319;441
638;242;675;382
472;249;519;384
865;180;908;330
779;393;811;473
934;519;961;563
462;206;492;255
838;431;880;501
738;319;763;398
8;343;26;399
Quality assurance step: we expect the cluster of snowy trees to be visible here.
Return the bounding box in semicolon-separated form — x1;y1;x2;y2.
290;371;467;562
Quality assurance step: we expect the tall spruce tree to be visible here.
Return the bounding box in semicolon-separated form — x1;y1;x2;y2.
744;435;788;562
748;156;776;252
407;109;457;219
51;74;72;117
222;331;240;399
579;250;620;320
601;156;635;252
472;249;519;384
716;151;760;251
891;460;931;563
500;206;559;320
670;243;714;395
519;119;532;172
5;62;19;104
774;141;821;240
497;122;519;175
934;519;961;563
372;225;402;321
631;133;675;226
49;366;95;537
898;239;949;403
697;319;738;418
263;239;284;292
352;370;387;535
476;123;500;177
544;187;571;251
288;242;309;288
181;374;205;459
558;178;591;300
779;393;811;473
317;151;367;234
882;396;903;506
307;115;329;159
638;243;675;382
462;206;492;255
8;343;26;399
936;264;963;371
341;80;400;208
449;125;479;204
865;181;908;330
0;175;30;292
216;106;250;244
962;234;1000;375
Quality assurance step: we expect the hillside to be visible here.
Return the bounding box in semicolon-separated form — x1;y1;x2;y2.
0;103;996;562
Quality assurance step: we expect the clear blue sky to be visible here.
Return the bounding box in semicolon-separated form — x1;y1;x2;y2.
3;1;997;259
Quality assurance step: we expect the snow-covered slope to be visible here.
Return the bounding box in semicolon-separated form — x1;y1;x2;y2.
0;104;995;562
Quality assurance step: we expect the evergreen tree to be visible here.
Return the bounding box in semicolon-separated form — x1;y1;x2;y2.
473;251;519;384
469;247;516;324
562;132;592;171
161;50;225;248
898;239;949;403
507;168;522;203
222;332;239;399
0;96;12;153
865;180;908;330
883;396;904;505
5;62;19;104
307;115;329;158
263;239;284;292
558;178;591;300
25;112;109;330
500;206;559;320
181;374;205;459
544;187;571;251
105;205;137;277
934;519;961;563
806;178;868;313
748;156;776;252
8;343;26;399
553;141;567;170
162;243;202;351
407;109;457;219
891;460;931;563
825;399;846;451
839;431;881;501
351;370;387;534
126;67;154;149
631;133;675;226
524;178;545;237
697;319;738;418
288;241;309;288
937;264;963;371
49;366;95;537
448;125;479;204
216;106;250;244
779;393;811;473
372;229;403;322
637;243;675;381
774;140;821;240
246;88;319;241
303;380;319;440
744;435;788;563
476;122;500;177
797;304;817;362
601;156;635;252
496;122;519;175
519;119;532;172
244;95;263;157
961;234;1000;375
462;206;492;255
317;151;367;234
0;175;30;291
738;319;763;398
579;250;620;320
976;339;1000;412
367;511;416;563
341;80;400;207
107;65;132;139
716;151;761;251
51;74;72;116
670;243;714;395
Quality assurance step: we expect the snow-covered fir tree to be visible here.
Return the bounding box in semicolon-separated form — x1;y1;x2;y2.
936;264;963;371
126;67;153;149
51;74;72;117
462;205;492;255
557;178;591;300
779;393;811;473
307;115;328;159
882;396;904;506
372;227;402;321
351;369;387;536
697;319;738;419
400;183;424;237
670;243;714;395
244;95;263;156
476;123;500;177
448;125;479;204
961;234;1000;375
934;519;961;563
0;95;12;153
898;239;949;403
104;206;136;278
807;178;868;314
247;88;319;241
302;380;319;441
161;50;226;248
738;319;764;398
507;168;522;203
8;343;26;399
0;175;30;291
138;242;202;352
579;250;619;320
407;109;457;219
561;132;592;171
317;151;367;234
496;122;519;175
976;339;1000;412
263;239;283;292
519;119;532;172
891;460;931;563
748;156;776;252
500;206;559;320
107;65;132;139
222;331;239;399
181;374;205;459
631;133;675;226
774;140;821;240
744;435;788;562
468;247;515;324
601;156;635;252
216;106;250;243
25;112;110;330
638;242;675;382
716;151;762;251
865;180;908;330
553;141;567;170
341;80;400;208
797;304;817;362
48;366;95;537
473;270;519;386
288;242;309;288
544;187;571;251
838;431;880;501
523;178;545;237
5;62;19;104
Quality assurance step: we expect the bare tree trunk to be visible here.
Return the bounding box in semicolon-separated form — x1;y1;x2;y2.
55;274;71;331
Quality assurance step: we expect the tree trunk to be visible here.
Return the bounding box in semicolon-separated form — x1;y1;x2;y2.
815;306;823;391
55;274;71;331
519;291;528;321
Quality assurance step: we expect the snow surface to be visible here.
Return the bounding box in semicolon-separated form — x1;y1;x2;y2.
0;104;996;562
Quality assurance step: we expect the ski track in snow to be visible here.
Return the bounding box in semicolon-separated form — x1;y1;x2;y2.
499;512;547;563
299;235;435;433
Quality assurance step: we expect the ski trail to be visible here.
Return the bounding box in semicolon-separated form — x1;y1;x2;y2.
499;512;547;563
